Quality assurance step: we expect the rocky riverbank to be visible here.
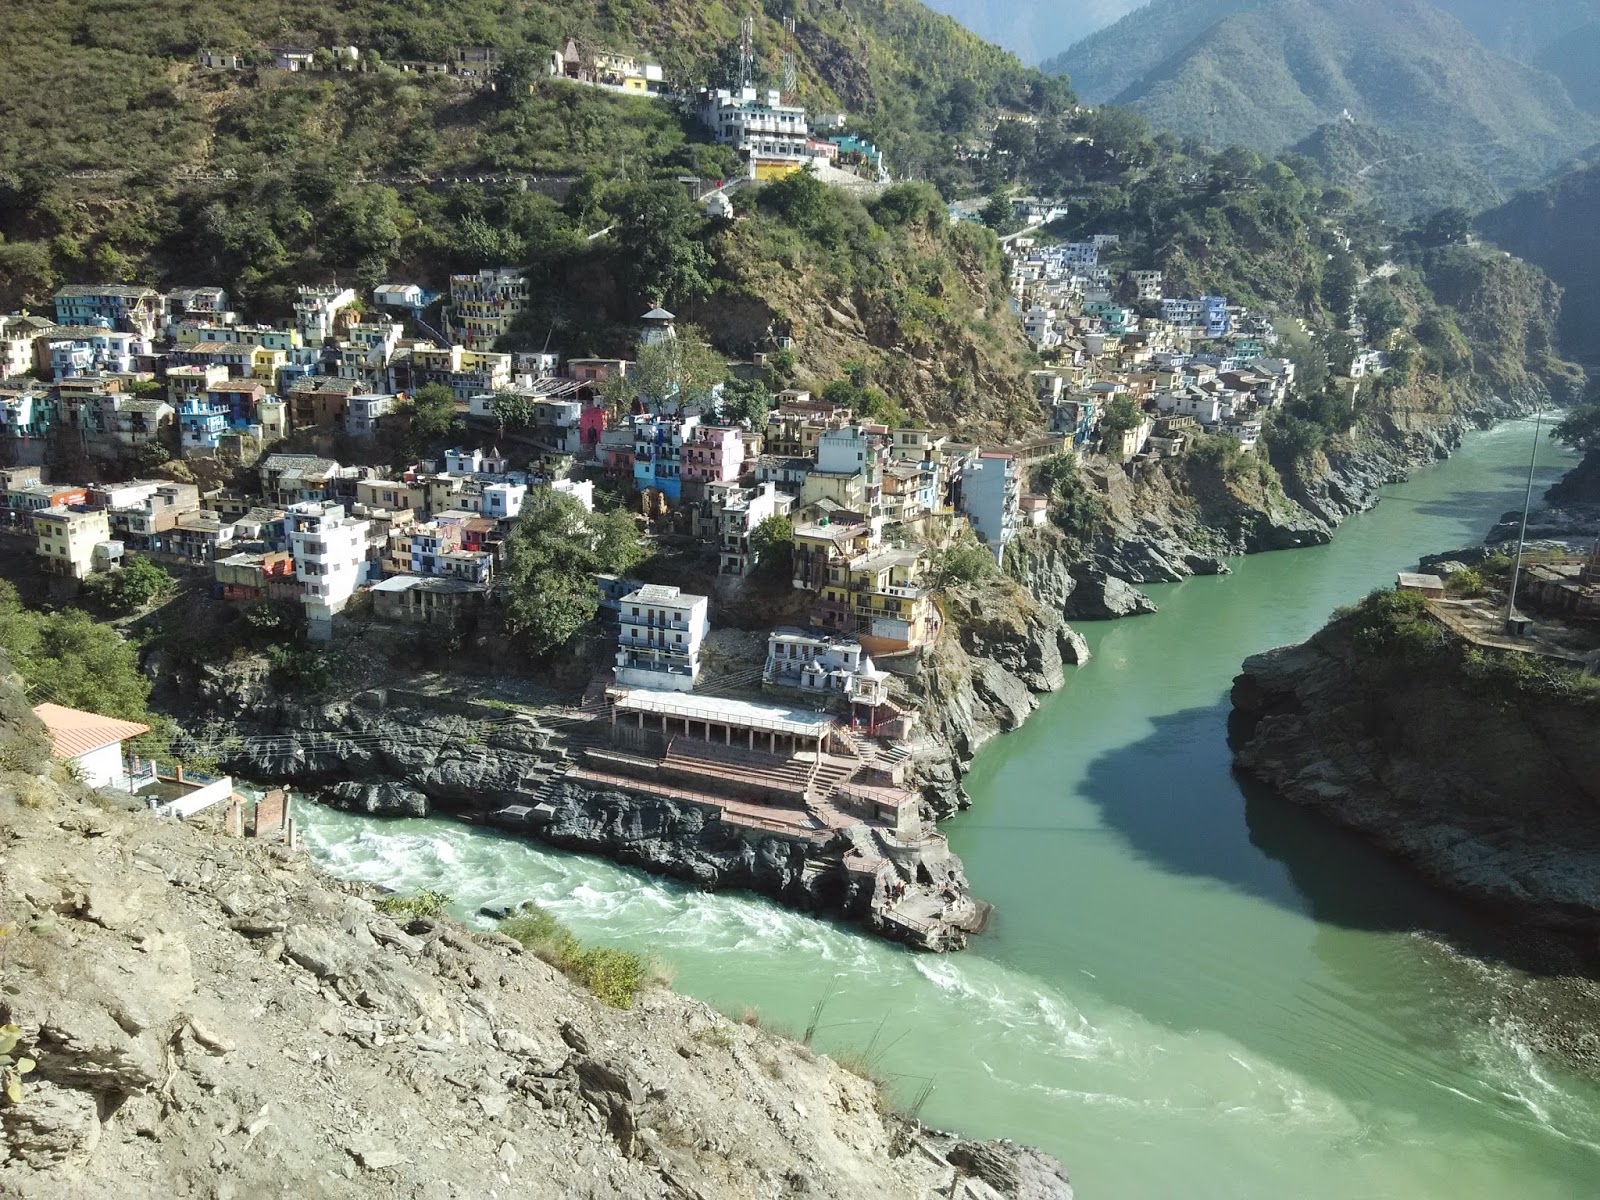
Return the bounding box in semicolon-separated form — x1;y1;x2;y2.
1022;381;1551;615
0;730;1073;1197
1229;602;1600;943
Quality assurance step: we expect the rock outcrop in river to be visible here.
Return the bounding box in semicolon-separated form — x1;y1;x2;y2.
1230;596;1600;941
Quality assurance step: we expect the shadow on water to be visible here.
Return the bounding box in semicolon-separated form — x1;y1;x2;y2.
1073;701;1596;981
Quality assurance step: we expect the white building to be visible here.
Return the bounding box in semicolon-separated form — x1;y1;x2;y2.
294;286;356;346
547;478;593;512
614;583;710;693
373;283;424;308
34;506;110;579
697;87;811;170
31;702;151;790
959;451;1021;565
483;480;529;519
288;500;371;636
1129;270;1163;302
344;393;397;438
763;628;885;699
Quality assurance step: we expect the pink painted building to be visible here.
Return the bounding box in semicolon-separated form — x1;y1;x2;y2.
680;425;744;489
579;399;607;458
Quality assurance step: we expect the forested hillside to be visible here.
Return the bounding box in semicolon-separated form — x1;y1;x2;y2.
1291;122;1504;223
1041;0;1254;103
1107;0;1595;194
1478;161;1600;371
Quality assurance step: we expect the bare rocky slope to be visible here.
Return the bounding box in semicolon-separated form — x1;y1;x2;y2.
0;705;1072;1198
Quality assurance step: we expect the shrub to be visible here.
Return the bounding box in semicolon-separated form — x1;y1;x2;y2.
375;889;452;919
499;903;652;1009
1444;568;1484;598
934;539;997;586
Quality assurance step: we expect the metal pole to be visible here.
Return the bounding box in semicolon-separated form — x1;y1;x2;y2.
1505;409;1543;631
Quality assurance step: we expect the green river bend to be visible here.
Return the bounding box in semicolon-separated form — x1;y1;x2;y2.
301;418;1599;1199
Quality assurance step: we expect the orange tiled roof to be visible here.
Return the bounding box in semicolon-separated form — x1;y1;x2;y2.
31;702;150;759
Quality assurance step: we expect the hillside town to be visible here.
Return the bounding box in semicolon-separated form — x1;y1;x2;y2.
0;266;1065;948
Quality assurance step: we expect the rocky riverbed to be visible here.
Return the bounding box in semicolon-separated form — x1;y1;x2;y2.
0;761;1073;1197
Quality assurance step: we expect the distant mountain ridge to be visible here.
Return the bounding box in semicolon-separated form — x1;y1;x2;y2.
1048;0;1596;206
1479;160;1600;369
1291;121;1504;223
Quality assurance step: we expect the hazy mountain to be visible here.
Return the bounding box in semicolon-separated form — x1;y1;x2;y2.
1042;0;1255;101
1479;159;1600;367
1104;0;1596;197
1292;121;1506;223
922;0;1144;65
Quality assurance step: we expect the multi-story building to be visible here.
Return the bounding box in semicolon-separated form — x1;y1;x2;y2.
10;482;88;513
482;481;528;519
403;518;493;582
344;393;397;438
34;506;111;578
72;394;174;465
959;451;1022;565
45;327;143;380
697;480;792;576
293;285;356;346
1128;270;1163;303
288;500;372;633
177;395;230;455
679;425;744;494
289;377;364;429
261;454;341;506
356;478;426;514
815;544;935;654
697;87;812;179
214;550;298;604
52;285;164;339
0;385;53;443
614;583;710;692
163;512;237;563
108;482;200;550
448;268;528;348
0;314;54;377
403;344;512;400
632;411;701;500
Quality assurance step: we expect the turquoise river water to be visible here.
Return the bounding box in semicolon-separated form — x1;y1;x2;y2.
300;418;1600;1198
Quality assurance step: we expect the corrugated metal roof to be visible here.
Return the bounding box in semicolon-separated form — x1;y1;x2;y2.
31;703;150;760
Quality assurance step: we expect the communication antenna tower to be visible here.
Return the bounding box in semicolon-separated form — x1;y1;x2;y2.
782;53;798;105
739;17;755;89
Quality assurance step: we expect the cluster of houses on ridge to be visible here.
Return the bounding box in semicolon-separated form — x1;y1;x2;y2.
1;276;1052;664
197;34;886;188
1007;233;1389;460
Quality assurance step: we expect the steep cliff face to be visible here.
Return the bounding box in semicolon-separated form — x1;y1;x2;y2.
905;574;1090;816
1230;612;1600;937
0;782;1073;1197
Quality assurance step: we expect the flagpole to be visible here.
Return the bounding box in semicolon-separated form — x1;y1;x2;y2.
1505;409;1543;633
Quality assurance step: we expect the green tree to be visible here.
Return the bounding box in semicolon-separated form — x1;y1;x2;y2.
1552;404;1600;453
0;583;153;722
748;514;793;582
606;329;727;412
719;377;773;427
490;390;534;432
408;383;457;442
757;169;846;245
609;182;714;307
82;558;175;615
1321;251;1359;320
820;378;908;427
1033;455;1105;547
500;492;645;656
1099;395;1142;435
979;192;1019;235
1421;207;1472;247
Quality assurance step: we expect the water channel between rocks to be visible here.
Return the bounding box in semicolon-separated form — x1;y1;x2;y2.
300;418;1600;1199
